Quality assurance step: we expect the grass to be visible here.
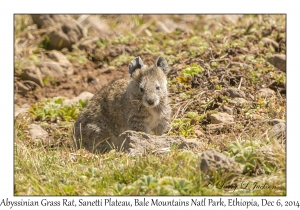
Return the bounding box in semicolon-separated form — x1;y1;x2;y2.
15;98;286;195
14;14;286;196
14;130;285;195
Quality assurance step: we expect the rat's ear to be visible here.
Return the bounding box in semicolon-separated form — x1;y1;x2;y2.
155;56;168;73
128;56;144;77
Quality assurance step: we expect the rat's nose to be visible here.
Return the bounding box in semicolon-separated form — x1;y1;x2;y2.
147;99;154;106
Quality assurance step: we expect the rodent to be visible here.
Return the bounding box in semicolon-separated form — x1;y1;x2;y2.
73;56;171;153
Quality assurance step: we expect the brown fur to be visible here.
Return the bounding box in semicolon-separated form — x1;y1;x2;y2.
73;56;171;153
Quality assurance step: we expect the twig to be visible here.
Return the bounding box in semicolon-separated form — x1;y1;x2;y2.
206;68;210;78
209;58;230;64
238;77;243;90
276;89;283;100
136;20;154;35
22;80;42;89
181;99;194;116
172;101;187;120
208;48;215;60
77;15;90;24
219;53;229;59
261;128;270;141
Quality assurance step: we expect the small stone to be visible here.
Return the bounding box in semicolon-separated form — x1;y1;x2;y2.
267;119;286;126
28;124;50;143
48;48;74;76
258;88;275;98
20;65;44;87
38;61;64;78
267;54;286;72
86;16;112;38
97;131;202;154
156;19;186;33
207;15;242;24
48;50;71;67
209;112;234;124
269;122;286;139
78;37;98;51
15;104;30;117
219;105;233;115
206;124;224;131
48;50;74;76
179;138;203;150
200;149;242;174
230;97;249;105
31;14;83;50
261;37;279;50
63;91;94;105
225;88;245;98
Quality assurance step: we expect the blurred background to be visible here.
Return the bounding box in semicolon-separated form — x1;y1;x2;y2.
14;14;285;107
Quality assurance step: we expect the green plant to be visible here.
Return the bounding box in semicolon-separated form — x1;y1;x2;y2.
66;53;87;64
227;139;281;176
110;54;134;66
29;97;88;122
215;84;223;90
171;118;195;137
177;63;203;84
249;70;261;84
38;35;50;49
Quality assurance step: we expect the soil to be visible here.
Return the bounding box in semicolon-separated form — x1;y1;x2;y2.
14;51;161;106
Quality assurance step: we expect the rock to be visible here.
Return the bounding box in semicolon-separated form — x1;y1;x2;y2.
28;124;51;144
15;104;30;117
230;97;249;105
31;14;84;50
20;65;44;87
180;138;203;149
156;19;186;33
221;15;242;24
209;112;234;124
86;16;112;37
258;88;275;98
48;50;74;76
78;37;98;51
207;15;243;24
15;81;29;95
261;37;279;50
111;131;202;154
269;122;286;139
200;149;242;175
219;105;233;115
225;88;245;98
37;61;64;79
267;54;286;72
206;124;224;131
63;91;94;105
267;119;285;126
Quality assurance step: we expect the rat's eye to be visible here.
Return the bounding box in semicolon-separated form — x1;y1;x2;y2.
140;87;144;92
156;86;160;90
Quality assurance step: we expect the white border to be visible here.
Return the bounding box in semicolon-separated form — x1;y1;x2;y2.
2;0;297;209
